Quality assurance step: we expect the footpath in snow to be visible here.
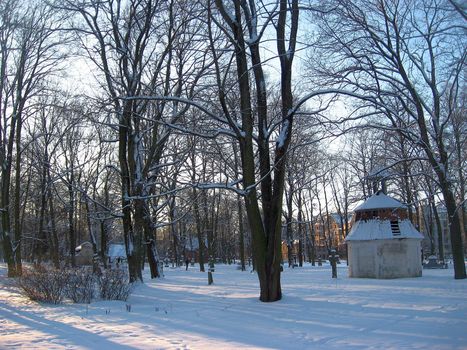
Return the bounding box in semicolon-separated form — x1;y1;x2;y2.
0;262;466;349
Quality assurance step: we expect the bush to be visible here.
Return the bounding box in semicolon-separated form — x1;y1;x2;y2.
17;265;69;304
17;265;134;304
98;268;133;301
66;267;96;303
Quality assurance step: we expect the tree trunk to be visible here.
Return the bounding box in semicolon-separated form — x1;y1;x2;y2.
0;211;16;277
431;199;444;262
442;188;466;279
169;196;179;267
119;106;142;282
129;195;146;281
85;199;97;254
238;195;246;271
36;162;49;263
100;174;111;268
285;185;294;267
213;0;298;302
193;192;205;272
47;170;59;269
297;194;304;267
140;185;161;278
68;173;76;267
422;200;435;255
13;115;23;275
0;109;21;276
454;124;467;244
307;196;316;266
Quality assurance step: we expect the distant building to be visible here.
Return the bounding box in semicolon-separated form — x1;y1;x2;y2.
184;237;205;262
418;204;452;258
108;243;126;264
313;213;350;258
346;191;424;279
279;213;351;263
75;242;94;266
281;239;300;263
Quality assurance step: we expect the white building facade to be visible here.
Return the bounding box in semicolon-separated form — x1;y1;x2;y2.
346;191;424;279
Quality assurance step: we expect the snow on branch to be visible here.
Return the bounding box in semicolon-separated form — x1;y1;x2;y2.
276;119;289;148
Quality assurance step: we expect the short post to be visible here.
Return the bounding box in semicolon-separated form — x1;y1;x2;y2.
329;249;339;278
208;266;214;285
208;256;214;285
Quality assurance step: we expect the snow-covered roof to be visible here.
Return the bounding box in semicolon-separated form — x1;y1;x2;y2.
184;237;208;250
75;241;92;252
345;219;423;241
354;192;406;211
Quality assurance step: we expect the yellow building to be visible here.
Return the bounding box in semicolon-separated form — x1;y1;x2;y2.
281;213;351;263
313;213;350;258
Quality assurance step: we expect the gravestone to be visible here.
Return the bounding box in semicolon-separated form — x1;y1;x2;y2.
423;255;448;269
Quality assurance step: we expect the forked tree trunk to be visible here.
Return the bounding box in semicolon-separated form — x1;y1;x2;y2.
244;189;283;302
213;0;298;302
119;110;142;283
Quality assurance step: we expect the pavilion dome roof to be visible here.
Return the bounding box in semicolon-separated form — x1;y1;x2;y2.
345;219;423;241
354;191;406;211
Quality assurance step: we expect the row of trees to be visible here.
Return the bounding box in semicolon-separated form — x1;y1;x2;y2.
0;0;465;302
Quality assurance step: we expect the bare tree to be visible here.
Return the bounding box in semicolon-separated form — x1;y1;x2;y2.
311;0;466;278
0;0;65;276
59;0;200;281
206;0;299;301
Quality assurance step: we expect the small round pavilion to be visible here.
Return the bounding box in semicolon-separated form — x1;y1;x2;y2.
345;191;423;279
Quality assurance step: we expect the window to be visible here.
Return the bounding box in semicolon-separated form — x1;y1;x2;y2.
390;220;401;236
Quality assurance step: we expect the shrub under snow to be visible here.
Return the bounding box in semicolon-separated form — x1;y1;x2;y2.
17;265;69;304
17;265;133;304
98;268;133;301
65;267;96;304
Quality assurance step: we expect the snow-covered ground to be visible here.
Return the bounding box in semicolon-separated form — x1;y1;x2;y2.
1;262;466;349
